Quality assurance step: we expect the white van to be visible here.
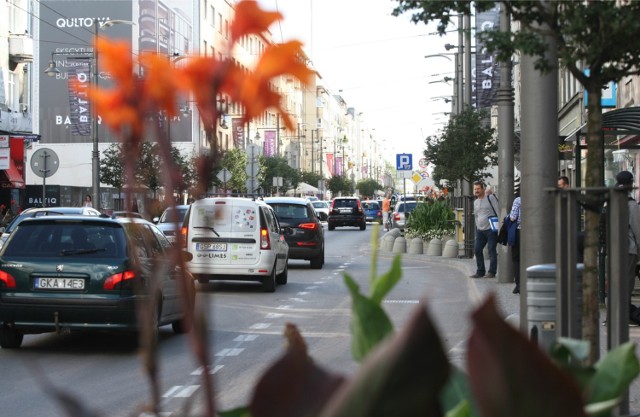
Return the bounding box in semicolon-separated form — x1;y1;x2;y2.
181;197;289;292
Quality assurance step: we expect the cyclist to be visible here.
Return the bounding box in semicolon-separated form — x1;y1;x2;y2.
382;193;392;231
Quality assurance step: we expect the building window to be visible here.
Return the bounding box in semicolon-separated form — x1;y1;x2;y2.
210;6;215;27
218;13;223;33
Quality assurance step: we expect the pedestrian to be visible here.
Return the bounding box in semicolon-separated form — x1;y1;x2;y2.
557;176;570;189
509;181;522;294
83;194;93;208
613;171;640;324
382;193;391;231
470;181;500;278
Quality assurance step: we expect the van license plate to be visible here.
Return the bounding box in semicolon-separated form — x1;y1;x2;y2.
35;278;85;290
197;243;227;251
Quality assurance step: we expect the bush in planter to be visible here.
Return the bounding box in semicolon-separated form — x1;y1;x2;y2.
405;199;457;241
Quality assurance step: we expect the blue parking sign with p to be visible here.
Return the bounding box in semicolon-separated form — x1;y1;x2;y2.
396;154;412;170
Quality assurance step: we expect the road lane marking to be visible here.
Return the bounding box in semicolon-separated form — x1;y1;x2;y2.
383;300;420;304
170;385;199;398
265;313;284;319
249;323;271;329
234;334;259;342
277;305;292;310
306;286;319;290
215;348;244;357
191;365;224;375
288;298;305;303
297;291;310;295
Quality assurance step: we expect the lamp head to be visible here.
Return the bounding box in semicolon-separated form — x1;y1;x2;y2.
44;60;60;77
444;43;456;51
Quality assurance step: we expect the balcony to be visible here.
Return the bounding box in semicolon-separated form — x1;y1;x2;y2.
9;35;33;63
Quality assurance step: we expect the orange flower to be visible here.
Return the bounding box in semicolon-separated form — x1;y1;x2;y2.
230;0;283;45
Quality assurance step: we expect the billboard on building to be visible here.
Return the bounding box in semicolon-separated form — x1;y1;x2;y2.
263;130;276;157
38;0;195;144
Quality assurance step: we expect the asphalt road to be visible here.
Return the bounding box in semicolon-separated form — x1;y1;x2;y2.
0;223;481;417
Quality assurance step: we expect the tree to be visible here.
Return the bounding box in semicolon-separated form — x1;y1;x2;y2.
169;147;196;197
301;171;322;190
137;142;162;198
327;175;354;197
260;156;300;195
356;178;383;199
219;148;248;192
100;143;126;195
393;0;640;364
424;107;496;188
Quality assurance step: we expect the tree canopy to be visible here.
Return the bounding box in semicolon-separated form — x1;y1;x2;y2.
424;108;496;188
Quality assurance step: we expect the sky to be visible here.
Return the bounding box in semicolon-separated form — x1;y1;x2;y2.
256;0;460;166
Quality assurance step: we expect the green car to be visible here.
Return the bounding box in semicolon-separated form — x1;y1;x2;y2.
0;216;195;348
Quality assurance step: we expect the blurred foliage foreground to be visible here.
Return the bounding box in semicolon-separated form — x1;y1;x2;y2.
61;1;640;416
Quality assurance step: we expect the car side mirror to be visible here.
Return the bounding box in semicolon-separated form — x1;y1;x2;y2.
152;217;159;224
283;227;294;236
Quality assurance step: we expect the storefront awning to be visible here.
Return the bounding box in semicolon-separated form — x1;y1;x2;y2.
2;159;24;189
565;106;640;143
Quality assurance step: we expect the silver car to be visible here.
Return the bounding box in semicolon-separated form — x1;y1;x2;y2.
0;206;101;249
153;205;189;244
311;200;330;221
391;201;418;231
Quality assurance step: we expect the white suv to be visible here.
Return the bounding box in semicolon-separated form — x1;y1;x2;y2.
181;197;289;292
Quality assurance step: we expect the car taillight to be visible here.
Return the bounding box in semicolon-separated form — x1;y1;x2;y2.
104;270;136;290
260;227;271;249
377;211;382;218
298;222;317;230
181;226;188;249
394;213;400;220
356;201;363;213
0;270;16;288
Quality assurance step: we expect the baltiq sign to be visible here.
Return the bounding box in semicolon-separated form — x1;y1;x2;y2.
475;5;501;110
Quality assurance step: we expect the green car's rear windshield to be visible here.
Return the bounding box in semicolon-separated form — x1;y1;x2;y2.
3;222;127;258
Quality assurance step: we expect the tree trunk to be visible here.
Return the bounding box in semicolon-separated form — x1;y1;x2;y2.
583;85;603;364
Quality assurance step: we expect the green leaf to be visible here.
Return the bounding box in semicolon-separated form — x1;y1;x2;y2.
467;295;586;417
587;342;640;405
446;400;471;417
441;367;478;417
218;407;251;417
319;305;450;417
344;274;394;362
550;337;591;364
370;255;402;305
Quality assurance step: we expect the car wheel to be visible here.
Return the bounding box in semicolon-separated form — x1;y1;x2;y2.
263;263;276;292
360;221;366;230
0;324;23;349
172;281;195;334
328;224;335;231
276;262;288;285
310;252;323;269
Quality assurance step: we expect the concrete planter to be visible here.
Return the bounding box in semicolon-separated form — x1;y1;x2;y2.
408;238;424;254
426;238;442;256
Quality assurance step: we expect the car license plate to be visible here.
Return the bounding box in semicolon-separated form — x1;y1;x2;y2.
35;277;85;290
196;242;227;251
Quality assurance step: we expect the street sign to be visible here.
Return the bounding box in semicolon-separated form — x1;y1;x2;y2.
411;172;422;184
418;158;428;169
396;153;412;171
246;144;262;160
216;168;232;183
246;178;259;193
31;148;60;179
245;162;260;177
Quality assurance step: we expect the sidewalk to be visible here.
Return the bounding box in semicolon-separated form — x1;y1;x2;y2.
378;239;640;414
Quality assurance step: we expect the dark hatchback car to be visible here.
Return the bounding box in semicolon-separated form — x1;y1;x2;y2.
362;200;382;224
0;216;195;349
327;197;366;231
265;197;324;269
153;204;190;244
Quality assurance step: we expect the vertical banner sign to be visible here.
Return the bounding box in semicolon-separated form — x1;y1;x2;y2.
336;156;343;176
475;4;501;112
326;153;335;176
232;118;245;148
67;60;91;136
263;130;276;157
